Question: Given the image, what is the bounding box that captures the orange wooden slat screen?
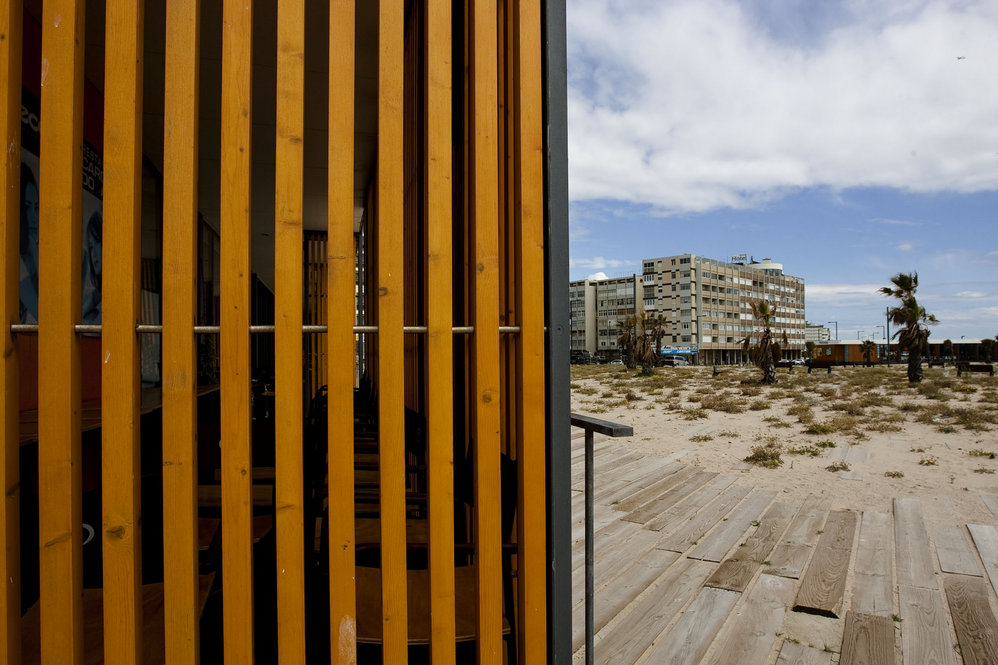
[425,1,456,663]
[327,0,358,662]
[378,1,409,660]
[37,1,86,662]
[513,1,547,661]
[101,2,145,662]
[469,1,505,661]
[220,0,255,662]
[161,0,202,661]
[274,0,307,661]
[0,2,22,662]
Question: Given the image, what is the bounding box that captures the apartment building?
[641,255,806,365]
[569,274,643,357]
[805,322,832,343]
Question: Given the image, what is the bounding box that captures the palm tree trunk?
[762,358,777,384]
[907,348,923,382]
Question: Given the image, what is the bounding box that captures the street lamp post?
[827,321,838,341]
[857,331,865,340]
[874,325,885,339]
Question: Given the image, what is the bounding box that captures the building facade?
[569,274,643,358]
[805,322,832,344]
[641,255,806,365]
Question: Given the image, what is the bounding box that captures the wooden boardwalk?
[571,436,998,665]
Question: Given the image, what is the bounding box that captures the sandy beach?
[570,363,998,536]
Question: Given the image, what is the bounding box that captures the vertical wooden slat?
[38,1,85,663]
[0,2,22,662]
[101,2,144,663]
[469,0,504,660]
[327,0,357,662]
[378,0,408,660]
[220,1,254,662]
[513,0,547,658]
[162,1,201,661]
[274,0,306,661]
[425,0,455,662]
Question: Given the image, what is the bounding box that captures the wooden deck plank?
[898,585,956,665]
[591,559,714,665]
[591,461,682,509]
[570,549,679,651]
[934,527,982,577]
[656,484,753,553]
[607,463,689,512]
[688,490,777,562]
[640,587,741,665]
[839,611,894,665]
[636,472,729,530]
[894,497,937,589]
[705,501,796,592]
[705,574,795,665]
[766,497,830,579]
[570,452,645,492]
[851,511,894,616]
[571,526,659,608]
[793,510,859,618]
[776,642,833,665]
[943,574,998,665]
[968,524,998,598]
[982,495,998,520]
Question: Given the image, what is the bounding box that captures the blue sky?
[566,0,998,341]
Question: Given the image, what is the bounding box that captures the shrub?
[744,443,784,469]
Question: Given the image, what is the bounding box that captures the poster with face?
[19,87,104,326]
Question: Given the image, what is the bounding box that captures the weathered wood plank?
[101,3,145,663]
[776,642,833,665]
[592,559,714,665]
[706,501,795,592]
[640,587,741,665]
[326,1,357,661]
[982,495,998,520]
[934,527,982,577]
[793,510,858,618]
[705,574,795,665]
[160,0,202,661]
[851,511,894,616]
[571,525,659,608]
[688,490,776,562]
[839,611,894,665]
[570,548,679,651]
[570,451,643,492]
[603,461,684,510]
[0,0,19,659]
[766,496,830,579]
[37,1,85,661]
[656,484,752,553]
[968,524,998,598]
[636,471,728,530]
[894,497,937,589]
[590,460,681,510]
[898,585,956,665]
[943,574,998,665]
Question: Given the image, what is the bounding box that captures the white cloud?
[874,217,922,227]
[587,272,609,281]
[806,283,885,305]
[569,256,637,272]
[897,242,914,251]
[568,0,998,213]
[954,290,988,299]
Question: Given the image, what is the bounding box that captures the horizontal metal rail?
[570,413,634,665]
[9,324,524,335]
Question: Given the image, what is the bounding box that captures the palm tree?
[880,272,937,383]
[860,339,877,367]
[740,300,787,384]
[804,341,816,362]
[616,315,637,369]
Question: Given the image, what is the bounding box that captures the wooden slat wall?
[37,2,86,663]
[424,1,456,663]
[161,1,202,661]
[469,1,504,661]
[512,1,547,660]
[275,0,307,661]
[219,1,255,662]
[0,2,22,663]
[101,2,145,663]
[378,0,409,660]
[327,2,357,661]
[5,1,554,661]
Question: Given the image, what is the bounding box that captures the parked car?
[659,355,689,367]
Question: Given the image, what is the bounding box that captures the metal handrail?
[570,413,634,665]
